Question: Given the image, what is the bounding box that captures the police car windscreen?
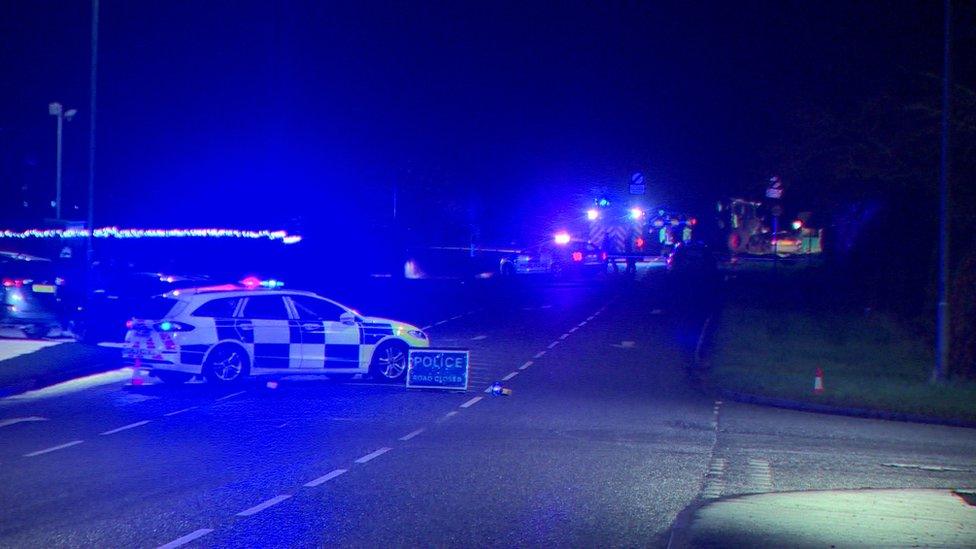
[130,296,180,320]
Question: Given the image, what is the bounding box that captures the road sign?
[629,172,645,195]
[407,348,470,390]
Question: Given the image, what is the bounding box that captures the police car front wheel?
[370,341,409,382]
[204,344,250,384]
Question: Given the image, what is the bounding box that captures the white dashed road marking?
[460,396,483,408]
[747,457,773,492]
[157,528,213,549]
[702,457,727,499]
[472,335,487,340]
[237,494,292,517]
[399,428,425,441]
[519,360,533,370]
[568,326,579,333]
[0,416,47,428]
[547,341,560,349]
[559,333,569,340]
[24,440,84,457]
[304,468,348,487]
[100,420,150,436]
[215,390,246,402]
[163,406,197,417]
[502,371,518,381]
[355,447,392,464]
[533,351,546,358]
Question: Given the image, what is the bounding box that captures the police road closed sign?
[407,349,469,390]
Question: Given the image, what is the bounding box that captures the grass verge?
[0,343,122,394]
[707,305,976,423]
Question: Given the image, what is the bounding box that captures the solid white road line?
[577,321,587,327]
[559,333,569,340]
[519,360,533,370]
[237,494,292,517]
[460,396,483,408]
[434,320,448,326]
[355,447,392,464]
[163,406,198,417]
[421,325,433,331]
[215,390,246,402]
[568,326,579,333]
[502,371,518,381]
[100,420,150,436]
[399,428,425,441]
[471,335,487,340]
[0,416,47,428]
[533,350,546,358]
[304,468,348,487]
[24,440,83,457]
[547,341,560,349]
[157,528,213,549]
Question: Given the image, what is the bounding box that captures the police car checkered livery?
[123,282,429,384]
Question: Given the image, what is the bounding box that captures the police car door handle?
[302,322,325,332]
[238,324,253,330]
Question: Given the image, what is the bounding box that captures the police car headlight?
[408,329,427,340]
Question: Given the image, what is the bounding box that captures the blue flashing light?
[159,321,173,331]
[629,207,644,220]
[597,198,610,208]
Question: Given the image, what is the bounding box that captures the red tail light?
[2,278,24,288]
[125,319,134,329]
[572,251,583,262]
[600,252,608,261]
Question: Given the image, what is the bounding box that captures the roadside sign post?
[407,349,470,391]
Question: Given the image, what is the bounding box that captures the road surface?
[1,272,974,547]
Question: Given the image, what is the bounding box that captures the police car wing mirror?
[339,311,357,325]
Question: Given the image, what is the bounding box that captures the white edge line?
[355,447,392,464]
[502,371,518,381]
[304,468,348,487]
[519,360,533,370]
[568,326,578,333]
[236,494,292,517]
[100,420,151,435]
[215,390,246,402]
[157,528,214,549]
[533,351,546,358]
[163,406,198,417]
[444,410,459,418]
[547,341,560,349]
[398,428,425,441]
[420,325,433,331]
[24,440,84,457]
[460,396,483,408]
[559,333,569,339]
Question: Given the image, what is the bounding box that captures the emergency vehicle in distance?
[122,277,430,384]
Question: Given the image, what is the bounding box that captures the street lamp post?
[48,102,77,221]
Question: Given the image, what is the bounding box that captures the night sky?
[0,1,961,244]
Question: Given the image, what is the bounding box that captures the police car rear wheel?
[370,341,408,382]
[204,344,250,384]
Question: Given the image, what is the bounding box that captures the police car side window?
[292,296,346,321]
[242,296,290,320]
[192,297,241,318]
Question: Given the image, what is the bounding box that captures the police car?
[122,278,429,385]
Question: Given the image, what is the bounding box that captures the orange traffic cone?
[813,368,825,395]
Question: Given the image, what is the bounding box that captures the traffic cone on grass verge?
[813,368,824,395]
